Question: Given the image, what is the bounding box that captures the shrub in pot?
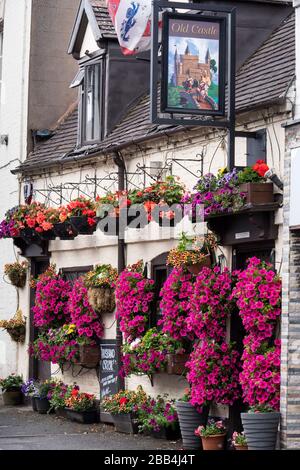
[101,386,148,434]
[21,379,39,411]
[195,419,227,451]
[4,261,28,288]
[0,374,24,406]
[84,264,118,314]
[65,387,98,424]
[232,431,248,451]
[175,390,209,450]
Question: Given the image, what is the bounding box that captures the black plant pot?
[38,229,56,241]
[241,412,280,450]
[70,216,96,235]
[55,408,68,418]
[150,425,181,440]
[20,228,41,245]
[66,408,98,424]
[112,413,139,434]
[31,396,37,411]
[176,401,209,450]
[35,397,52,414]
[53,222,77,240]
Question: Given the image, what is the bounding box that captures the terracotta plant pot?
[53,222,77,240]
[112,413,139,434]
[186,254,212,275]
[166,353,189,375]
[176,401,209,450]
[74,344,100,368]
[2,390,23,406]
[241,412,280,450]
[70,216,96,235]
[66,408,98,424]
[234,444,248,451]
[201,433,227,451]
[87,287,115,314]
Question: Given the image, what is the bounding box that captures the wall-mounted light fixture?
[264,168,283,191]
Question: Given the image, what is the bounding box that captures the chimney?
[294,0,300,119]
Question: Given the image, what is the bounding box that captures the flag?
[106,0,152,56]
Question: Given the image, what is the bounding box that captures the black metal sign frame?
[151,1,236,169]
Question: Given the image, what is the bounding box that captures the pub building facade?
[4,0,300,447]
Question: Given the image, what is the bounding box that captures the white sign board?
[290,147,300,228]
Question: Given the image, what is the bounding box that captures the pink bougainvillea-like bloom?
[32,272,71,329]
[115,269,154,342]
[159,267,194,341]
[68,278,104,339]
[187,266,235,342]
[186,340,241,408]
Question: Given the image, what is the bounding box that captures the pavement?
[0,402,183,450]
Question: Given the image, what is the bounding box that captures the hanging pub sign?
[161,12,226,116]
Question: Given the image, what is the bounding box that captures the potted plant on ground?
[0,374,24,406]
[101,386,148,434]
[35,379,57,414]
[195,419,227,450]
[66,197,97,235]
[21,379,39,411]
[84,264,118,314]
[0,309,26,343]
[232,431,248,450]
[167,233,217,275]
[65,387,98,424]
[4,261,28,288]
[138,395,180,440]
[175,389,209,450]
[49,381,73,417]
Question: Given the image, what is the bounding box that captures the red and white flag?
[106,0,152,55]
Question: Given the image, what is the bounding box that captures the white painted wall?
[15,104,289,397]
[0,0,32,379]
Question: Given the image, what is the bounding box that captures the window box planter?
[74,344,100,368]
[87,287,115,314]
[54,408,68,418]
[234,444,248,451]
[166,353,189,375]
[149,424,181,440]
[69,216,96,235]
[53,222,77,240]
[38,229,56,241]
[35,397,53,414]
[239,182,274,205]
[175,401,209,450]
[112,413,139,434]
[201,433,227,451]
[65,408,98,424]
[2,390,23,406]
[241,412,280,450]
[20,228,41,245]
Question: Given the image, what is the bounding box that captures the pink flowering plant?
[121,328,183,378]
[115,264,154,342]
[195,419,226,437]
[187,266,235,342]
[68,277,104,339]
[136,395,178,433]
[186,340,241,408]
[232,257,281,351]
[159,267,194,341]
[32,268,71,329]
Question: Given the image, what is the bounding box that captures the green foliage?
[237,167,264,184]
[0,374,23,391]
[168,85,181,107]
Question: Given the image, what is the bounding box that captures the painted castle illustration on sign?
[171,44,211,88]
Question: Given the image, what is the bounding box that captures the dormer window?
[72,60,103,146]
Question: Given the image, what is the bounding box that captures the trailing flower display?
[63,197,96,226]
[65,387,96,412]
[68,277,104,339]
[186,340,241,408]
[0,309,26,343]
[84,264,118,289]
[115,263,154,342]
[187,266,234,342]
[121,328,183,378]
[32,269,71,329]
[159,267,194,341]
[101,386,148,414]
[166,233,217,269]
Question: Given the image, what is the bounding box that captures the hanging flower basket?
[74,344,100,368]
[0,309,26,343]
[166,353,189,375]
[4,261,28,288]
[186,253,212,275]
[20,228,41,245]
[70,216,96,235]
[87,287,115,314]
[53,221,78,240]
[6,324,26,343]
